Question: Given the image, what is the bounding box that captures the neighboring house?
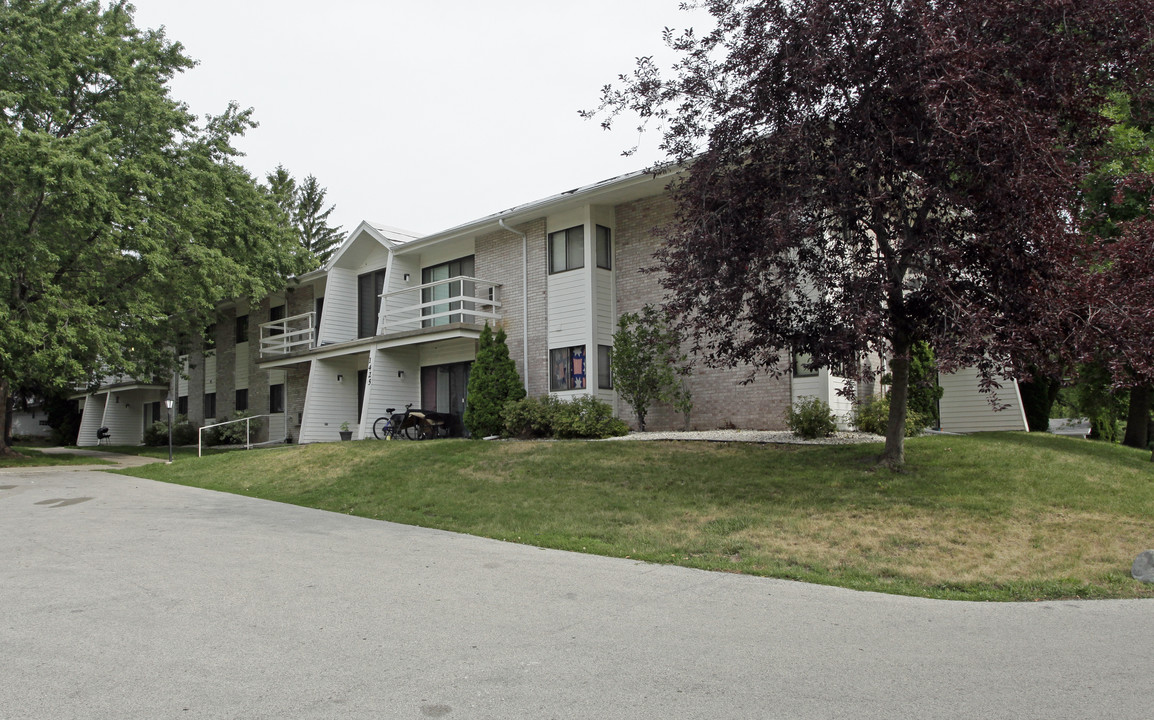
[74,169,1025,446]
[8,397,53,440]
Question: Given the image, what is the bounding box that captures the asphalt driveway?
[1,466,1150,719]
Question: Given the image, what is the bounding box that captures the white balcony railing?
[259,311,315,357]
[380,276,502,334]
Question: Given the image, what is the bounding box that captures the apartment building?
[74,169,1026,446]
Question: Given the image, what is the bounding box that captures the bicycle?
[373,403,453,440]
[373,404,420,440]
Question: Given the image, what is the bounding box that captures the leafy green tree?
[0,0,305,455]
[464,324,525,437]
[611,304,692,431]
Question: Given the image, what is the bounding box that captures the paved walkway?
[1,467,1150,719]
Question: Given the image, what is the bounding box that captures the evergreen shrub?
[785,396,838,439]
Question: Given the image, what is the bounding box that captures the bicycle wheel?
[372,416,392,440]
[403,421,424,440]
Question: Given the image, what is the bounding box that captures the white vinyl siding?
[547,271,588,348]
[360,346,420,436]
[298,357,363,443]
[76,393,107,447]
[234,344,249,391]
[792,370,854,430]
[938,369,1028,433]
[317,267,358,344]
[203,353,217,394]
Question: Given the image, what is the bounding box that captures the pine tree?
[296,175,342,268]
[464,324,525,437]
[264,168,342,270]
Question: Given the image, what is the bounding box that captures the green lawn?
[0,446,115,468]
[112,432,1154,601]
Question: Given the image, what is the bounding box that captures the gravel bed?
[602,429,884,445]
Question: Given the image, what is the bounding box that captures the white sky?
[126,0,708,237]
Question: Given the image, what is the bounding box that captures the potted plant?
[339,421,353,441]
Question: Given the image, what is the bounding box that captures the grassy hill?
[116,432,1154,601]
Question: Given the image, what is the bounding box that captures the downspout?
[498,218,530,394]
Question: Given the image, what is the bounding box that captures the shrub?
[503,396,558,439]
[550,395,629,439]
[853,396,929,437]
[785,396,838,439]
[143,415,197,446]
[503,395,629,439]
[204,411,263,445]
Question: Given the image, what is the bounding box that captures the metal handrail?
[197,414,277,457]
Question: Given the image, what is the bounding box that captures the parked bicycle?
[372,404,451,440]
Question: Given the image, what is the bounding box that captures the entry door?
[419,362,472,436]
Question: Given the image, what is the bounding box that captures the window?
[235,314,249,344]
[151,402,161,423]
[269,384,285,414]
[548,226,584,274]
[177,395,188,416]
[598,345,613,389]
[793,352,819,378]
[235,388,248,413]
[203,392,216,419]
[357,269,387,338]
[422,256,476,327]
[596,225,612,270]
[314,297,324,333]
[269,304,285,336]
[550,346,587,391]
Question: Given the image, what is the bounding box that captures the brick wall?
[613,195,793,430]
[475,217,548,395]
[215,308,236,418]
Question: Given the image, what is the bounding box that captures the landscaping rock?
[1132,550,1154,583]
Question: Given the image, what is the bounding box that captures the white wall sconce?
[397,370,405,379]
[336,374,343,383]
[403,273,410,282]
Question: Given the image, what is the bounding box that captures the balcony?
[381,276,502,334]
[259,311,316,357]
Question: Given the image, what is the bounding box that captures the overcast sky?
[126,0,709,237]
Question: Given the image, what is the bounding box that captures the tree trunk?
[1124,385,1152,449]
[0,378,22,458]
[879,341,911,470]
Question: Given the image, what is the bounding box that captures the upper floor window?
[422,256,475,328]
[357,269,387,338]
[269,304,286,336]
[549,226,584,274]
[235,314,249,344]
[596,225,612,270]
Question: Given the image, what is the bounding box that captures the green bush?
[785,396,838,439]
[204,411,263,445]
[503,395,629,439]
[550,395,629,439]
[143,415,197,446]
[503,395,557,439]
[853,396,929,437]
